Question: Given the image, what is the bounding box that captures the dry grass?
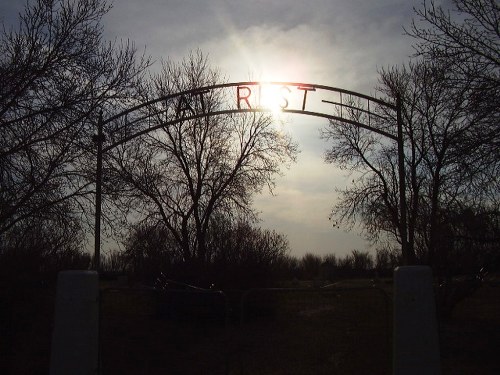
[440,283,500,374]
[2,278,499,374]
[99,287,392,375]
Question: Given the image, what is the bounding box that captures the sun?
[258,83,287,116]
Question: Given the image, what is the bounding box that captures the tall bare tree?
[0,0,149,237]
[322,0,499,271]
[108,52,298,267]
[407,0,499,166]
[322,60,498,271]
[408,0,499,84]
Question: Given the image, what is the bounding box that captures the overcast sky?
[2,0,420,258]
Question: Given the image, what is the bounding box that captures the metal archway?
[93,82,411,269]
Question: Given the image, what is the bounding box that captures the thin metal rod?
[94,112,104,271]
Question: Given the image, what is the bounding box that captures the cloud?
[252,143,364,256]
[193,2,414,93]
[102,1,416,259]
[104,1,415,88]
[2,0,417,258]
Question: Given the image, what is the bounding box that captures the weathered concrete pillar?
[50,270,99,375]
[393,266,441,375]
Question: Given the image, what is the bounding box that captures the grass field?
[100,284,392,374]
[1,277,499,374]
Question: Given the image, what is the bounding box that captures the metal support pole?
[396,95,412,265]
[93,112,104,271]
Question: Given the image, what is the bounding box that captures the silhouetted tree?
[299,253,323,280]
[0,0,149,238]
[408,0,499,271]
[277,254,301,280]
[408,0,499,212]
[337,254,354,270]
[0,208,89,286]
[322,1,499,272]
[323,254,339,268]
[322,59,498,273]
[119,215,291,288]
[442,207,500,273]
[108,51,298,270]
[121,220,180,283]
[208,217,291,288]
[375,246,401,275]
[351,250,373,271]
[407,0,499,140]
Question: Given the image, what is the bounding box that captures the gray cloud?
[2,0,418,257]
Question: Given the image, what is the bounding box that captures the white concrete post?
[393,266,441,375]
[50,270,99,375]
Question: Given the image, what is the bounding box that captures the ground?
[1,277,499,374]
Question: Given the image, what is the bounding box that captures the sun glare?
[258,83,287,116]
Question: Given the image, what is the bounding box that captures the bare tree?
[118,214,291,287]
[408,0,499,85]
[208,216,291,287]
[0,0,149,236]
[121,220,179,282]
[351,250,374,271]
[299,253,323,280]
[407,0,499,166]
[108,51,298,267]
[322,60,498,271]
[0,206,89,284]
[375,247,401,274]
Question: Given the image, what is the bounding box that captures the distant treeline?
[1,214,498,291]
[95,220,403,289]
[2,213,498,291]
[98,248,396,289]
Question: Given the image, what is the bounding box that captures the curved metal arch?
[93,81,412,270]
[101,81,398,152]
[101,81,396,124]
[104,108,397,153]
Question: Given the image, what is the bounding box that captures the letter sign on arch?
[93,82,412,269]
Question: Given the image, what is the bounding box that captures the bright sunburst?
[257,83,289,116]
